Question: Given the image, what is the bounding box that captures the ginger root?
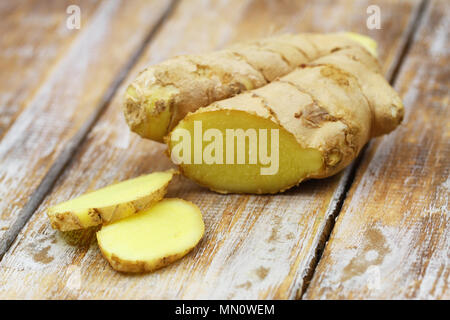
[123,32,378,142]
[47,170,176,231]
[167,43,403,194]
[97,198,204,273]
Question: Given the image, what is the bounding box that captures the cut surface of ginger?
[48,170,176,231]
[97,198,204,273]
[125,84,179,143]
[168,110,323,194]
[342,32,378,57]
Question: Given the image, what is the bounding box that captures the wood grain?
[305,0,449,299]
[0,0,100,138]
[0,0,173,252]
[0,0,422,299]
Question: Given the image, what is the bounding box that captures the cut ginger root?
[47,170,176,231]
[167,39,403,194]
[97,198,204,273]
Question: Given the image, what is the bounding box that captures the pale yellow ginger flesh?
[47,170,176,231]
[97,198,204,273]
[344,31,377,57]
[167,38,403,194]
[169,111,323,194]
[123,32,380,142]
[125,84,178,141]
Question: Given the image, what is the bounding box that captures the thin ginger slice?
[97,198,204,273]
[47,170,176,231]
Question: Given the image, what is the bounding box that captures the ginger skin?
[124,33,382,142]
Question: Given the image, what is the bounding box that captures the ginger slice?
[47,170,176,231]
[97,198,204,273]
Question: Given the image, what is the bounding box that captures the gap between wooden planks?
[0,0,175,257]
[0,0,422,299]
[305,0,449,299]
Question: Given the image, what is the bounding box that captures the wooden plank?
[0,0,101,138]
[0,0,421,299]
[305,0,449,300]
[0,0,173,252]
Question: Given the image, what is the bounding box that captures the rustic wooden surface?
[305,0,449,299]
[0,0,447,299]
[0,0,173,253]
[0,0,100,137]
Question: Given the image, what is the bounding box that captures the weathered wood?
[0,0,173,255]
[0,0,422,299]
[305,0,449,299]
[0,0,100,138]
